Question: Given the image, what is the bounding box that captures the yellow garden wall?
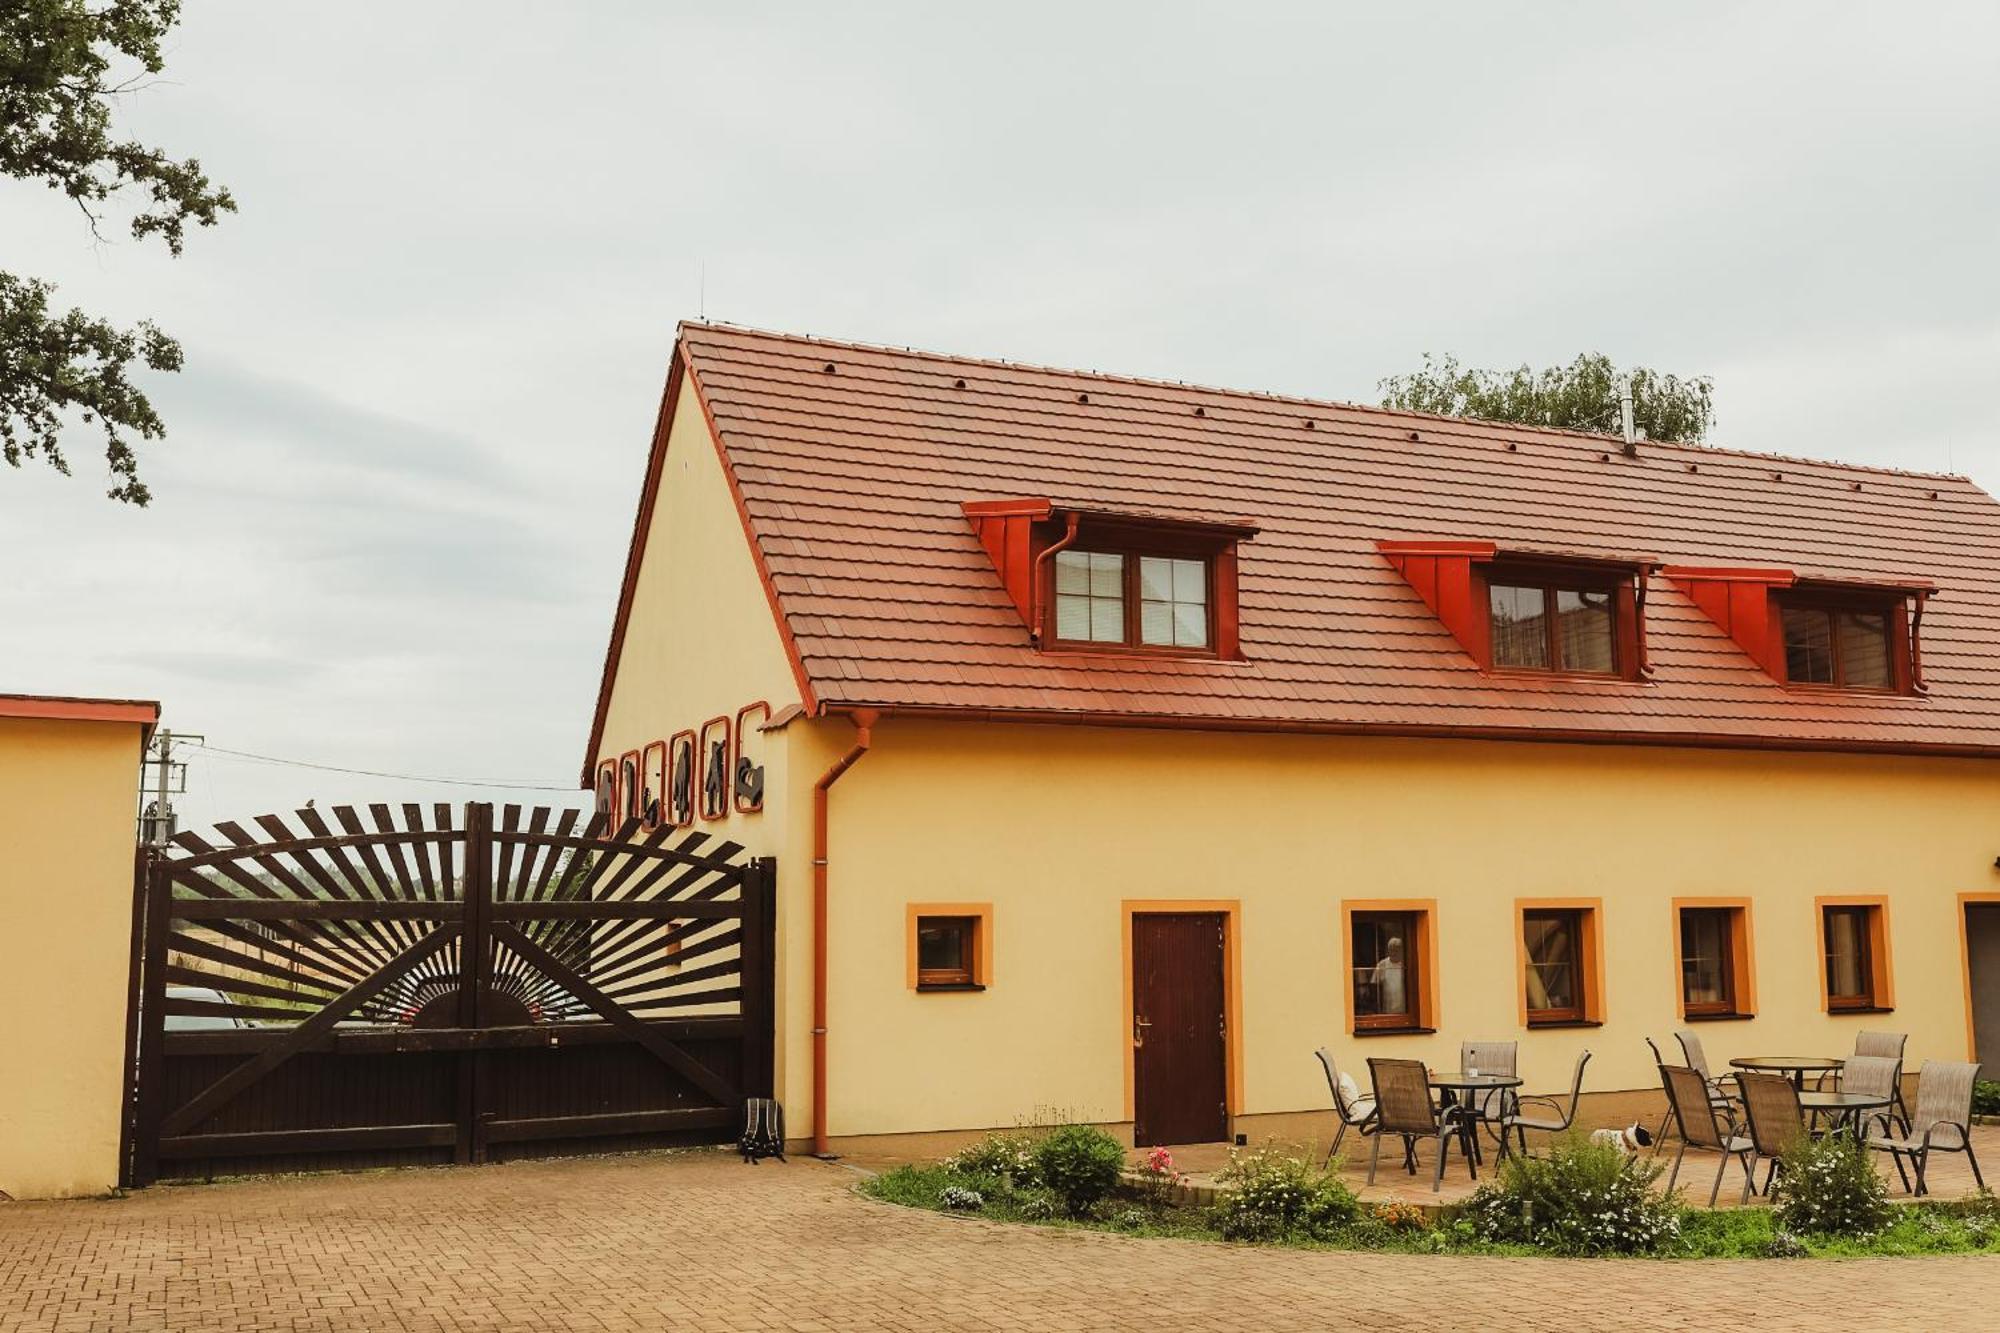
[786,715,2000,1141]
[0,716,148,1199]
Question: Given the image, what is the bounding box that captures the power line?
[193,742,578,792]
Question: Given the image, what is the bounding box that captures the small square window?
[1055,550,1126,643]
[915,914,981,989]
[1139,556,1209,648]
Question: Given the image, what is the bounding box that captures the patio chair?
[1648,1033,1734,1157]
[1675,1030,1738,1107]
[1497,1049,1591,1159]
[1366,1056,1472,1193]
[1459,1039,1520,1129]
[1660,1063,1754,1206]
[1314,1047,1378,1165]
[1865,1059,1985,1197]
[1734,1071,1807,1204]
[1852,1030,1912,1125]
[1829,1054,1904,1138]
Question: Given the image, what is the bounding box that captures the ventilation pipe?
[1620,377,1638,457]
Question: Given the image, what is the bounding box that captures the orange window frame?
[1339,899,1439,1036]
[1816,895,1894,1013]
[906,902,993,992]
[1671,898,1756,1021]
[1514,898,1605,1028]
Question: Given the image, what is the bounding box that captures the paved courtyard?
[3,1150,1997,1332]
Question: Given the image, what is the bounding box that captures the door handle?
[1133,1015,1151,1048]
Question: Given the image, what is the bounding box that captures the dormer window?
[962,498,1255,660]
[1779,601,1894,689]
[1667,566,1931,696]
[1377,540,1651,681]
[1053,551,1210,650]
[1488,580,1618,675]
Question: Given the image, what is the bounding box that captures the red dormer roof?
[588,323,2000,767]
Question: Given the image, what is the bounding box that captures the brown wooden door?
[1131,913,1228,1147]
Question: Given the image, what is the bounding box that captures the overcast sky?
[5,2,1998,828]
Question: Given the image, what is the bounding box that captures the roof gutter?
[809,702,2000,763]
[810,706,878,1156]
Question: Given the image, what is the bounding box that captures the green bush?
[1462,1134,1682,1256]
[1210,1144,1361,1242]
[1973,1080,2000,1117]
[1031,1124,1126,1217]
[1771,1133,1891,1237]
[943,1131,1038,1186]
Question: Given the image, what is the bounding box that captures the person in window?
[1370,936,1406,1015]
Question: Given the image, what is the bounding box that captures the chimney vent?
[1619,377,1638,457]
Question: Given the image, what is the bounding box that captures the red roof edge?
[580,335,821,787]
[580,347,688,788]
[0,693,159,746]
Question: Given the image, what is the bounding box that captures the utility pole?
[138,728,204,847]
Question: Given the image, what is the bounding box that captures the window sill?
[1526,1018,1604,1030]
[1826,1004,1895,1016]
[1682,1011,1755,1023]
[1352,1025,1436,1038]
[915,982,986,994]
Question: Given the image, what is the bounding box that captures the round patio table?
[1429,1071,1523,1167]
[1728,1056,1843,1091]
[1798,1089,1891,1138]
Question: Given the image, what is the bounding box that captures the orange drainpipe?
[1028,511,1082,643]
[811,706,879,1156]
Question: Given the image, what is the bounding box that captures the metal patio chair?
[1660,1062,1754,1207]
[1458,1040,1519,1127]
[1865,1059,1985,1196]
[1827,1054,1904,1138]
[1366,1056,1472,1193]
[1850,1030,1912,1126]
[1497,1048,1591,1159]
[1734,1071,1807,1203]
[1314,1047,1378,1165]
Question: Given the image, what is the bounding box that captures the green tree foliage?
[1380,352,1715,444]
[1,0,235,504]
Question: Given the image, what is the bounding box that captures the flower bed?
[860,1127,2000,1260]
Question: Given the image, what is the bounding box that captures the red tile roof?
[0,693,160,738]
[594,322,2000,764]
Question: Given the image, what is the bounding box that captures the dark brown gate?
[1131,912,1228,1147]
[124,802,773,1184]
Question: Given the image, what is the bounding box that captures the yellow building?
[585,324,2000,1153]
[0,693,158,1198]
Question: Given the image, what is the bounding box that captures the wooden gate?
[124,802,773,1184]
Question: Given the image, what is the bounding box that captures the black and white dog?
[1587,1123,1655,1155]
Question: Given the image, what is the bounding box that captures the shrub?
[1109,1207,1148,1231]
[939,1185,985,1211]
[1031,1124,1126,1217]
[1974,1080,2000,1118]
[1462,1134,1682,1256]
[1770,1133,1891,1238]
[1015,1190,1059,1221]
[1133,1145,1187,1208]
[1764,1230,1809,1259]
[943,1131,1038,1187]
[1210,1144,1361,1242]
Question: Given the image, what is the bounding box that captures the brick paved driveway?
[3,1151,1996,1332]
